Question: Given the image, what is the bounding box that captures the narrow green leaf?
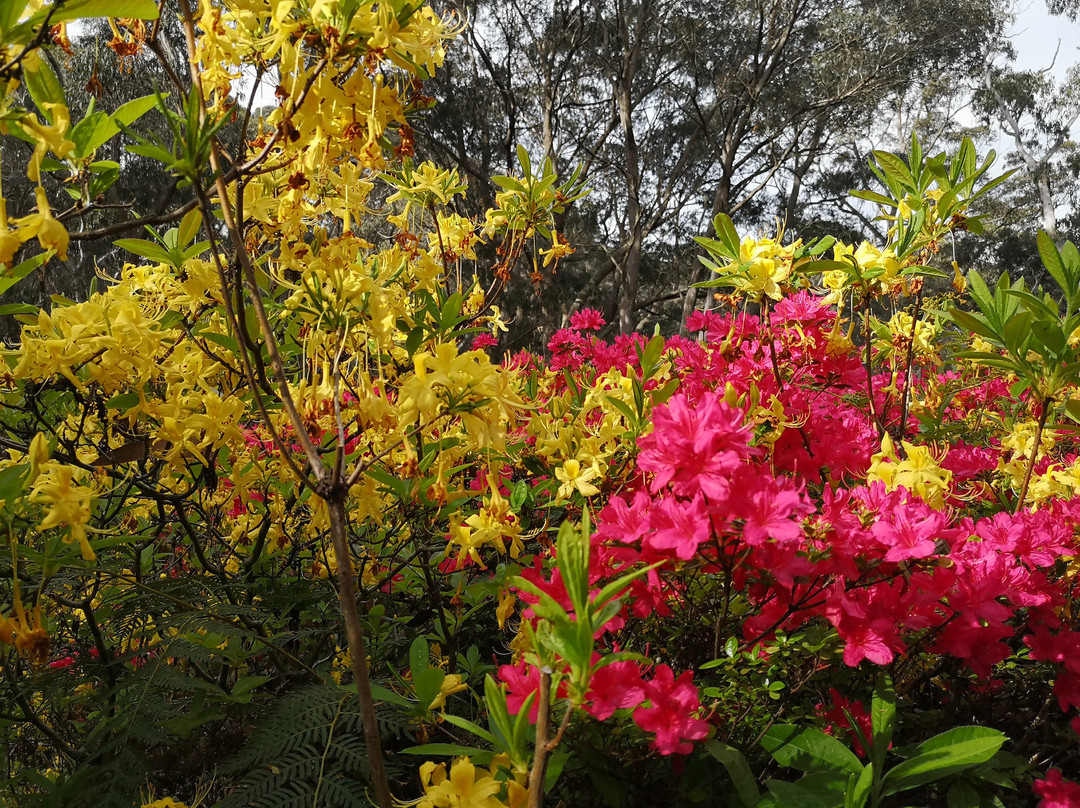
[0,253,47,296]
[401,743,494,762]
[1038,230,1072,297]
[439,712,496,744]
[849,189,897,209]
[870,675,895,776]
[704,740,761,807]
[113,238,175,266]
[34,0,160,22]
[714,212,741,258]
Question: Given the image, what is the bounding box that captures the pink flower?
[816,688,874,757]
[584,660,646,720]
[569,308,606,331]
[632,665,710,755]
[643,494,710,560]
[497,661,568,722]
[870,504,945,563]
[471,333,499,350]
[826,583,906,667]
[637,392,755,500]
[1034,769,1080,808]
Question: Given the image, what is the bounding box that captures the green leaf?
[438,713,496,745]
[712,212,741,258]
[763,779,834,808]
[0,303,40,316]
[807,236,836,256]
[45,0,160,22]
[0,253,47,297]
[1066,399,1080,425]
[881,726,1005,797]
[484,674,515,748]
[1038,230,1072,298]
[0,1,28,33]
[24,57,66,116]
[178,207,203,248]
[72,94,161,158]
[409,636,429,676]
[105,392,141,411]
[801,259,853,273]
[510,480,529,511]
[848,763,873,808]
[762,725,863,775]
[0,464,29,501]
[369,683,412,708]
[114,238,175,266]
[401,743,494,763]
[70,111,110,159]
[849,189,897,209]
[965,268,995,316]
[704,740,761,807]
[947,780,982,808]
[555,514,590,616]
[1001,310,1033,357]
[872,151,915,190]
[870,674,895,775]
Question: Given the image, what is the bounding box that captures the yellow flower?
[20,102,75,183]
[27,432,49,486]
[887,311,939,358]
[866,434,952,509]
[31,463,95,560]
[0,197,22,265]
[13,186,69,261]
[496,588,516,630]
[539,231,575,267]
[555,457,601,499]
[415,757,505,808]
[428,673,467,711]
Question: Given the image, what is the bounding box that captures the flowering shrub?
[0,3,1079,808]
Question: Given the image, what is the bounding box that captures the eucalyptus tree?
[419,0,1008,345]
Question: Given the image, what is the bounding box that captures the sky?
[1005,0,1080,77]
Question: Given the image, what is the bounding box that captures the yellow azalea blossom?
[446,477,524,568]
[539,231,575,267]
[428,673,467,711]
[13,186,68,261]
[0,196,22,265]
[496,588,516,630]
[712,234,802,301]
[413,757,505,808]
[141,799,188,808]
[428,212,483,262]
[830,241,903,296]
[555,457,601,499]
[20,101,75,183]
[867,434,952,509]
[31,463,95,560]
[887,311,939,359]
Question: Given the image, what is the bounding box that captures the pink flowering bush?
[467,236,1080,804]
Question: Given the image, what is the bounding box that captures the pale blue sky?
[1006,0,1080,77]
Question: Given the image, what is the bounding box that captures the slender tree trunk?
[327,497,393,808]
